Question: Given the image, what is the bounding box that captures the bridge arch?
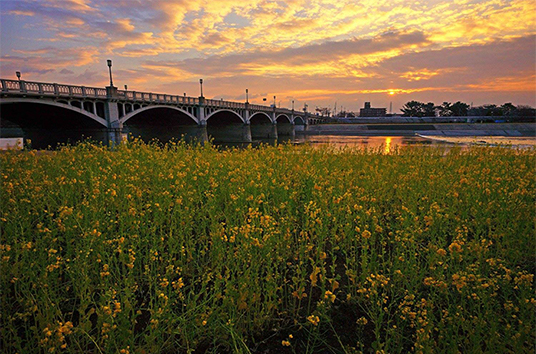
[205,109,245,123]
[205,109,249,143]
[120,105,202,143]
[294,116,305,125]
[0,98,109,148]
[276,114,291,123]
[120,105,199,125]
[249,112,277,140]
[0,98,107,127]
[249,111,273,124]
[276,114,295,137]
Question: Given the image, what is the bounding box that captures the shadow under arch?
[121,106,203,144]
[276,114,295,137]
[250,112,276,140]
[276,114,291,123]
[206,109,249,143]
[0,99,108,148]
[120,105,199,125]
[205,109,245,123]
[294,116,306,133]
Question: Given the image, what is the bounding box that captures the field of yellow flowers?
[1,141,534,354]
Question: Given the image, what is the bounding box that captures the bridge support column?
[196,122,209,144]
[270,123,278,139]
[108,121,124,145]
[104,86,123,145]
[243,107,250,123]
[270,111,278,139]
[197,98,206,124]
[242,124,252,143]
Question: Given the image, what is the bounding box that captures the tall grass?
[1,141,534,353]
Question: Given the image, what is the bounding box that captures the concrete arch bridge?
[0,79,323,148]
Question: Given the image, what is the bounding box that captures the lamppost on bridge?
[124,84,128,90]
[16,71,21,81]
[273,95,276,109]
[107,59,114,87]
[199,79,204,98]
[245,89,249,104]
[292,100,295,111]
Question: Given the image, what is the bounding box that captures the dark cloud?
[59,69,74,74]
[144,30,429,76]
[379,35,536,77]
[202,32,231,46]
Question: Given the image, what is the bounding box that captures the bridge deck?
[0,78,301,115]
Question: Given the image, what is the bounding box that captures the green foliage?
[1,141,535,353]
[400,101,436,117]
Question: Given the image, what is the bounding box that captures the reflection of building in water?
[360,102,387,117]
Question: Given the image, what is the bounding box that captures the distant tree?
[481,104,502,116]
[439,102,453,116]
[516,105,536,117]
[401,101,424,117]
[501,103,517,116]
[450,101,469,116]
[423,102,437,117]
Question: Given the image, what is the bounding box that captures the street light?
[199,79,204,97]
[107,59,114,87]
[292,100,294,111]
[16,71,21,81]
[273,95,276,108]
[245,88,249,103]
[124,84,128,90]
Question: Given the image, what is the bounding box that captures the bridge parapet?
[1,79,108,98]
[1,79,309,119]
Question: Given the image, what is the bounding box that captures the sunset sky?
[1,0,535,113]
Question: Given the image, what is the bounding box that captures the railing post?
[68,86,73,96]
[19,80,27,93]
[53,83,59,95]
[38,83,43,94]
[149,93,153,101]
[81,86,86,97]
[0,79,6,92]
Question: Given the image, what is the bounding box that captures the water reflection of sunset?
[294,135,438,151]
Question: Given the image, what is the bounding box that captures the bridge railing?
[117,90,200,105]
[1,78,305,116]
[1,79,109,98]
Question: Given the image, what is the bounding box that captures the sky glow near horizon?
[1,0,535,112]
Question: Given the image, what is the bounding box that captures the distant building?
[360,102,386,117]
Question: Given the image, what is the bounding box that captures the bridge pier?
[104,86,123,145]
[196,124,209,144]
[108,120,123,145]
[243,124,252,143]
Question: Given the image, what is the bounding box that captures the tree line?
[401,101,535,117]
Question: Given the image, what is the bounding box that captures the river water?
[242,135,449,151]
[254,134,535,150]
